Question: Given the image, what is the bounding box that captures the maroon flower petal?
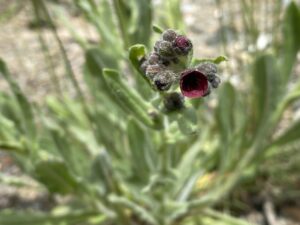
[175,35,190,48]
[173,35,192,55]
[180,70,208,98]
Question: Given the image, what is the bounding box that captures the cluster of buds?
[141,29,221,111]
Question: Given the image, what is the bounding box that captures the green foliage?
[1,1,300,225]
[191,56,228,67]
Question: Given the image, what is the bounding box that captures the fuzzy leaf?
[0,142,28,155]
[0,210,101,225]
[102,69,161,129]
[252,54,281,133]
[34,160,80,194]
[152,24,164,34]
[271,119,300,147]
[216,82,236,143]
[91,151,122,193]
[128,44,154,95]
[108,194,158,225]
[129,0,152,46]
[191,56,228,67]
[0,58,36,141]
[129,44,147,73]
[280,2,300,83]
[177,108,198,135]
[127,119,155,178]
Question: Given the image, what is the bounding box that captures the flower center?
[180,71,208,98]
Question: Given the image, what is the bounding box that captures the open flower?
[180,69,209,98]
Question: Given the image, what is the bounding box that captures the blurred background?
[1,0,300,225]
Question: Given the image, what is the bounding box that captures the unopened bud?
[196,63,221,88]
[140,59,149,74]
[173,35,193,55]
[153,70,176,91]
[196,62,217,76]
[163,92,185,112]
[148,52,160,65]
[158,41,174,58]
[162,29,177,42]
[210,75,221,88]
[146,64,163,79]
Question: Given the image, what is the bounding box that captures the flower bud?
[148,52,160,65]
[163,92,185,112]
[157,41,174,58]
[196,63,221,88]
[210,75,221,88]
[162,29,177,42]
[180,69,208,98]
[140,59,149,74]
[173,35,193,55]
[196,62,217,77]
[153,70,176,91]
[146,64,163,79]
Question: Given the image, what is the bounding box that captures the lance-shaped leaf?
[0,58,36,141]
[0,210,103,225]
[128,44,154,97]
[215,82,236,143]
[108,194,158,225]
[152,24,164,34]
[270,119,300,147]
[280,2,300,83]
[91,151,122,194]
[191,56,228,67]
[176,107,198,135]
[127,118,155,179]
[129,0,152,47]
[84,48,129,114]
[129,44,147,73]
[102,69,161,129]
[0,141,28,155]
[34,160,80,195]
[84,48,118,97]
[251,54,281,134]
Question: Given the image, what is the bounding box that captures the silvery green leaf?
[191,56,228,67]
[177,107,198,135]
[0,58,36,141]
[280,2,300,83]
[0,210,103,225]
[152,24,164,34]
[34,160,80,195]
[102,69,162,129]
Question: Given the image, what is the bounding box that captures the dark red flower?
[175,35,190,48]
[180,70,208,98]
[173,35,192,55]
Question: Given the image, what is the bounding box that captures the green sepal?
[152,24,164,34]
[129,44,147,73]
[191,56,228,67]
